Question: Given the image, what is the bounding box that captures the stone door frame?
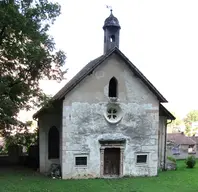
[100,142,125,177]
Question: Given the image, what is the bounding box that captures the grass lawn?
[0,160,198,192]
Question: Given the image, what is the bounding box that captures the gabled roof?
[191,136,198,144]
[167,133,196,145]
[33,47,168,118]
[159,104,176,120]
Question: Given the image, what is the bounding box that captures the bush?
[4,128,38,153]
[167,156,176,163]
[185,155,196,168]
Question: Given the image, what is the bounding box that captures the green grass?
[0,161,198,192]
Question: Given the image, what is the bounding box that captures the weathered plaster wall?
[62,53,160,179]
[39,102,62,174]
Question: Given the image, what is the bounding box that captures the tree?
[167,112,183,133]
[184,110,198,136]
[170,112,183,126]
[0,0,66,136]
[3,122,38,153]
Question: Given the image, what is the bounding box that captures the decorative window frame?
[104,104,123,124]
[135,152,149,166]
[108,97,118,102]
[74,153,89,168]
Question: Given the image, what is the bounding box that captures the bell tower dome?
[103,9,121,54]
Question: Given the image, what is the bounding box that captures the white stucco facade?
[37,53,170,179]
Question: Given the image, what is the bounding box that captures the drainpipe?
[163,119,172,171]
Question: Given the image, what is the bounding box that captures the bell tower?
[103,9,121,54]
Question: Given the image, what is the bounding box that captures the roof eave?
[33,47,169,119]
[159,104,176,120]
[113,48,168,103]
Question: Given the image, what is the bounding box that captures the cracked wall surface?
[61,53,160,179]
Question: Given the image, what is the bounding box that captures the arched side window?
[108,77,118,98]
[48,126,59,159]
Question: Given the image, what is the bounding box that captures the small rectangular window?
[136,154,147,163]
[75,157,87,166]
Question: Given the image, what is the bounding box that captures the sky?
[19,0,198,121]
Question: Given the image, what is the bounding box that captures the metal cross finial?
[106,5,113,14]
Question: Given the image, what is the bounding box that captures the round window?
[104,105,122,124]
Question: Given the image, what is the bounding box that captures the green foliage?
[185,155,196,168]
[170,112,183,126]
[192,126,198,136]
[167,112,183,133]
[167,156,176,163]
[184,110,198,135]
[0,0,66,136]
[4,128,38,153]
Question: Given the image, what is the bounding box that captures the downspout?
[163,119,172,171]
